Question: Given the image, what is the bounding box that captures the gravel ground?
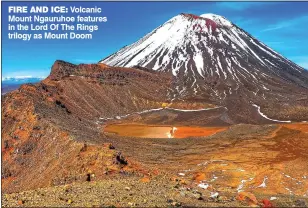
[2,175,246,207]
[3,175,307,207]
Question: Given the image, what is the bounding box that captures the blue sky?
[2,2,308,78]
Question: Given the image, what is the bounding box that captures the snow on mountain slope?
[101,13,308,105]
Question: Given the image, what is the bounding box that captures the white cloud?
[2,70,49,79]
[2,76,45,81]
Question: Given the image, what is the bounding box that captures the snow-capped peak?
[200,13,233,27]
[100,12,308,101]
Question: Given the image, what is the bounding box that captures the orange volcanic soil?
[104,124,227,138]
[106,122,308,198]
[176,123,308,197]
[282,122,308,133]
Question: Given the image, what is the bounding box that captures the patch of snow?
[252,104,291,123]
[210,175,218,182]
[210,192,219,198]
[200,13,233,28]
[285,187,293,195]
[193,53,205,78]
[237,179,247,192]
[198,183,209,189]
[166,106,221,112]
[257,176,268,188]
[237,177,254,192]
[216,56,227,79]
[99,108,163,120]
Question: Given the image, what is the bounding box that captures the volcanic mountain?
[101,13,308,122]
[3,13,308,205]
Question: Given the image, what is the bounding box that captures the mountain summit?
[100,13,308,122]
[101,13,307,88]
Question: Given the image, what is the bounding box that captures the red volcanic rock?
[1,61,172,194]
[262,199,274,208]
[181,13,201,20]
[205,18,217,32]
[182,13,217,32]
[47,60,76,81]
